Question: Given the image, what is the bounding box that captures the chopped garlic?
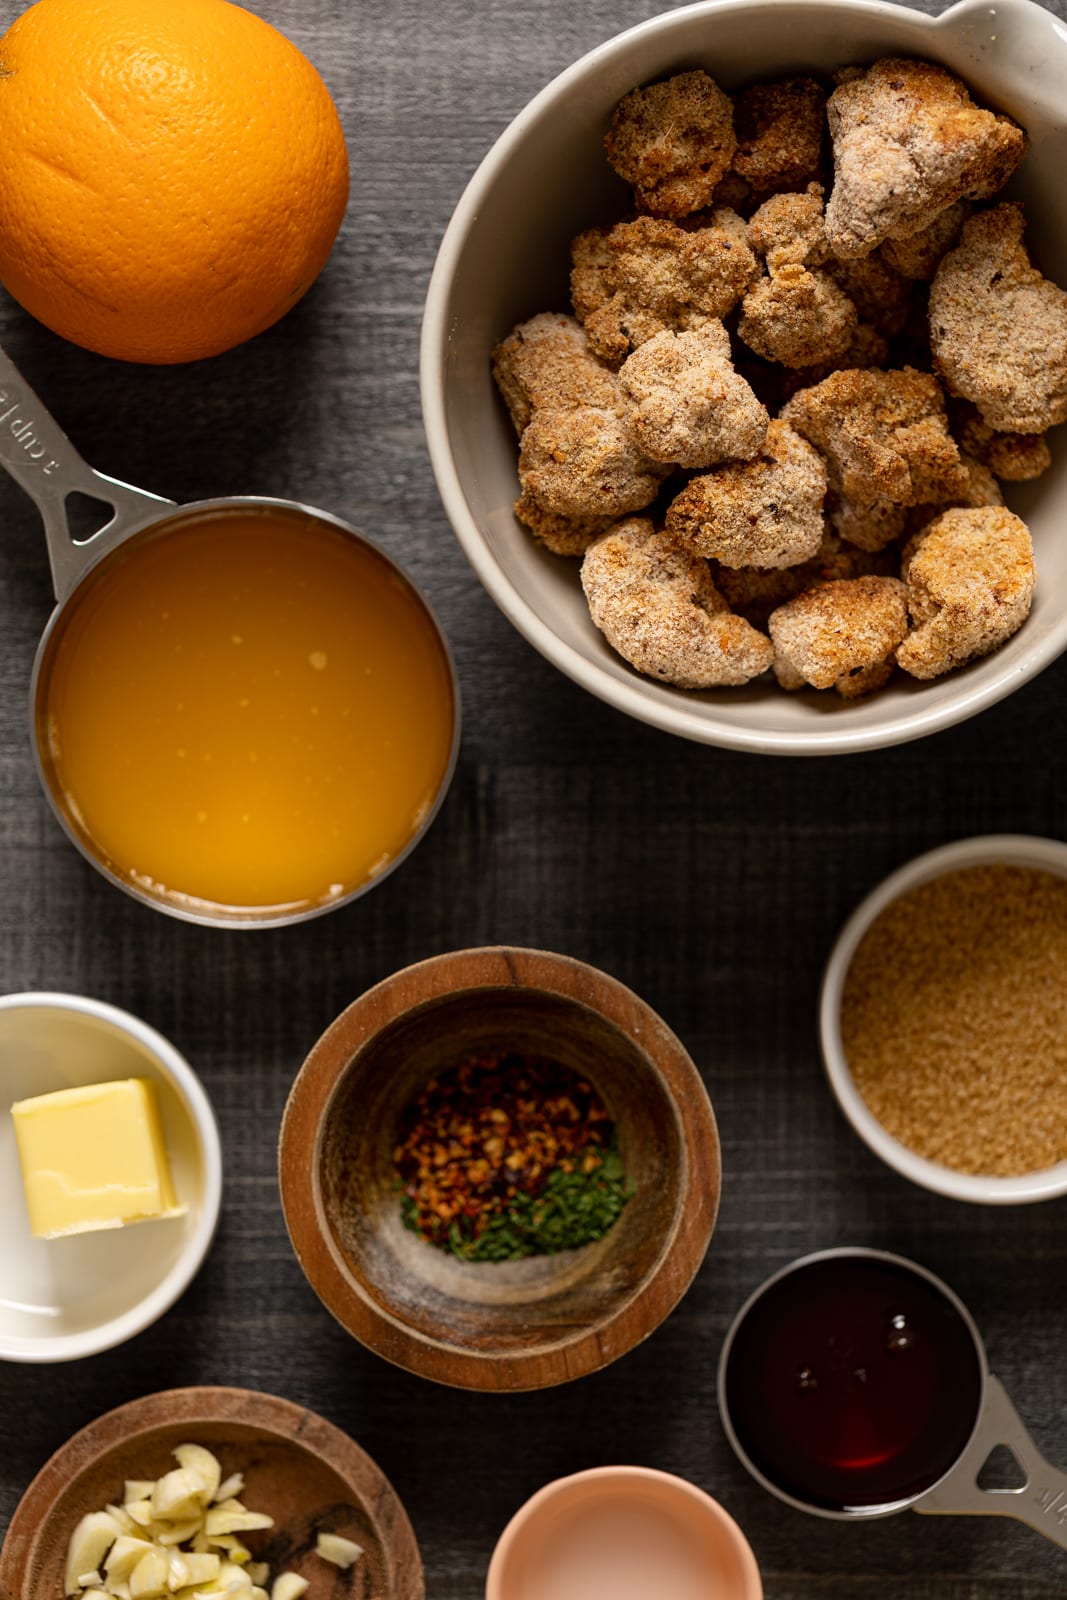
[150,1469,209,1523]
[128,1547,169,1599]
[65,1514,123,1597]
[314,1531,363,1569]
[64,1445,319,1600]
[172,1445,222,1505]
[204,1509,274,1538]
[104,1536,154,1585]
[270,1575,309,1600]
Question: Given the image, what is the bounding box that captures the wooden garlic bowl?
[279,947,721,1391]
[0,1387,423,1599]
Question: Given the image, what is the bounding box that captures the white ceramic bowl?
[0,993,222,1360]
[819,835,1067,1204]
[422,0,1067,755]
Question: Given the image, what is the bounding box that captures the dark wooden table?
[1,1,1065,1595]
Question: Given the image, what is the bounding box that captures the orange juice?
[36,507,456,916]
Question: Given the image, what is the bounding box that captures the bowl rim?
[818,835,1067,1204]
[278,945,721,1390]
[420,0,1067,756]
[484,1464,763,1600]
[0,1385,424,1600]
[0,990,223,1362]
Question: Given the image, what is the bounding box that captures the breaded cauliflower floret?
[930,204,1067,433]
[781,367,968,506]
[831,451,1003,554]
[604,71,737,218]
[826,249,915,338]
[708,561,810,630]
[824,58,1025,259]
[827,494,908,553]
[581,517,774,688]
[617,322,768,466]
[747,184,828,268]
[739,185,859,367]
[896,506,1035,678]
[731,77,827,196]
[491,313,618,434]
[881,201,970,280]
[513,492,617,557]
[518,407,665,520]
[739,265,857,367]
[665,419,827,569]
[769,575,909,696]
[950,399,1052,482]
[571,214,757,364]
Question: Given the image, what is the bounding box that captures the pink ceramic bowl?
[485,1466,762,1600]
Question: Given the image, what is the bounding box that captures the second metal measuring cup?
[718,1247,1067,1549]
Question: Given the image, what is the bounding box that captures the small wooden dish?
[279,947,721,1391]
[0,1386,423,1600]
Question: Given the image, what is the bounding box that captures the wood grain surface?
[1,0,1065,1596]
[279,947,720,1391]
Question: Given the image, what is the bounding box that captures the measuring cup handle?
[914,1374,1067,1549]
[0,345,173,601]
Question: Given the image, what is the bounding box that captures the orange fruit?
[0,0,349,363]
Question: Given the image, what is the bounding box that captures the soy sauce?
[721,1255,984,1511]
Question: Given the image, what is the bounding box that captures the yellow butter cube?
[11,1078,186,1239]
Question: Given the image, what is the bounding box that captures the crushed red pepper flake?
[394,1051,615,1248]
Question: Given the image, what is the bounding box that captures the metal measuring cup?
[718,1247,1067,1549]
[0,347,460,928]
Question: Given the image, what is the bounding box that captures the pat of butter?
[10,1078,186,1239]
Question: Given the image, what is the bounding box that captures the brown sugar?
[840,864,1067,1176]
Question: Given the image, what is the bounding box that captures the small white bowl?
[0,993,222,1361]
[819,836,1067,1204]
[422,0,1067,755]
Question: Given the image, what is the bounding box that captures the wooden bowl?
[279,947,721,1391]
[0,1387,423,1600]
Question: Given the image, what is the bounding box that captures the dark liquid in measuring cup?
[722,1255,983,1511]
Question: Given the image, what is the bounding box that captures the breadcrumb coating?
[739,264,857,367]
[827,249,915,338]
[881,201,970,279]
[605,71,737,218]
[781,366,968,506]
[492,312,619,434]
[896,506,1035,678]
[571,214,757,364]
[732,77,827,195]
[709,560,810,630]
[930,203,1067,433]
[708,528,898,631]
[827,494,908,552]
[665,418,827,568]
[618,323,768,466]
[513,492,616,557]
[518,406,665,519]
[747,185,828,269]
[832,451,1003,553]
[769,575,909,695]
[824,58,1025,258]
[581,517,774,688]
[950,399,1052,482]
[740,185,859,367]
[710,170,754,213]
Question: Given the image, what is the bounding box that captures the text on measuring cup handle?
[1033,1486,1067,1526]
[0,385,61,475]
